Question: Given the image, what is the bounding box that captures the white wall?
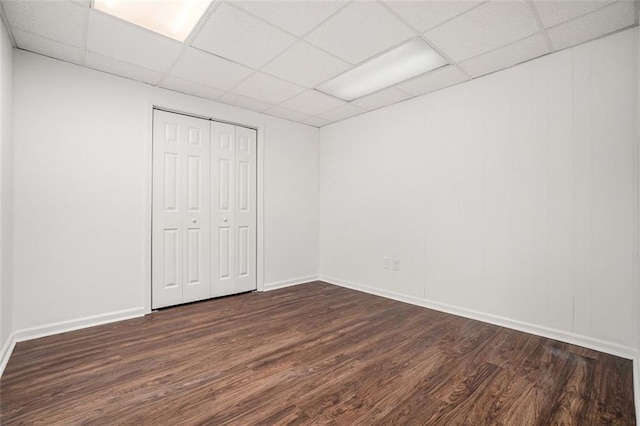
[13,50,319,332]
[320,28,638,351]
[8,26,638,356]
[263,123,319,286]
[0,19,13,353]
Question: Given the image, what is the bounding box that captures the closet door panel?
[234,126,257,293]
[152,110,211,309]
[182,122,211,303]
[211,121,237,297]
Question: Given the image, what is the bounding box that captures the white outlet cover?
[383,257,391,269]
[393,259,401,271]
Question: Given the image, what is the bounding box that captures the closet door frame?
[144,103,265,313]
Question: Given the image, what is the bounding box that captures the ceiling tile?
[218,93,273,113]
[231,72,305,104]
[385,0,483,33]
[424,1,539,61]
[280,90,345,116]
[87,10,183,72]
[264,106,311,123]
[233,1,346,36]
[460,32,550,78]
[85,51,163,84]
[170,48,253,90]
[192,3,296,69]
[318,103,365,122]
[547,1,635,51]
[12,29,84,65]
[160,76,225,100]
[533,0,614,28]
[351,87,413,111]
[3,0,88,47]
[303,116,331,127]
[397,65,470,96]
[262,42,350,88]
[305,1,415,64]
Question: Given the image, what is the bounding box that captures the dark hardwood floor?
[0,282,635,424]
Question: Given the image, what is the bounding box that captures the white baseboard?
[0,332,16,377]
[13,307,147,343]
[319,275,638,360]
[263,275,318,292]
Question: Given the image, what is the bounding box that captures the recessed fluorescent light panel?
[93,0,213,42]
[318,39,448,101]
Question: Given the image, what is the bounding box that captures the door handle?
[192,218,197,223]
[223,217,228,223]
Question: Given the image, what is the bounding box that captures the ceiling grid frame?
[0,0,637,127]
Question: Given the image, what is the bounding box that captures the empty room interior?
[0,0,639,423]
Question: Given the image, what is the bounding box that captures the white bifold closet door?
[152,110,211,309]
[152,110,257,309]
[210,122,257,297]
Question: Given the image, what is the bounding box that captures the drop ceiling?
[1,0,638,127]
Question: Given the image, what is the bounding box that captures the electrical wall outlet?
[383,257,391,270]
[393,259,401,271]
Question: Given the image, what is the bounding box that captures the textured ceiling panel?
[385,0,483,33]
[85,51,163,84]
[233,1,345,36]
[424,1,539,61]
[262,41,350,88]
[280,90,346,116]
[159,76,225,100]
[351,87,413,111]
[533,0,614,28]
[193,3,296,69]
[460,32,550,78]
[305,1,415,64]
[231,72,305,104]
[13,28,84,64]
[398,65,470,96]
[217,92,273,113]
[170,47,253,90]
[547,1,635,50]
[87,10,183,72]
[265,106,311,122]
[302,116,331,128]
[319,103,366,122]
[3,0,87,47]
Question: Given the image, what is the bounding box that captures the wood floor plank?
[0,282,635,424]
